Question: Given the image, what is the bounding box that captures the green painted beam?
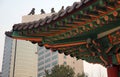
[49,18,120,45]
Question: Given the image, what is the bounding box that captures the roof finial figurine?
[41,9,45,14]
[61,6,64,11]
[81,0,84,2]
[59,6,64,12]
[81,0,89,3]
[51,8,55,13]
[28,8,35,15]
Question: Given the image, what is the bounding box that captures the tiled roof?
[5,0,120,66]
[12,0,92,31]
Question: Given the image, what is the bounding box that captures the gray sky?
[0,0,107,77]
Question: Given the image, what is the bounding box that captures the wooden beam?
[26,30,67,36]
[44,41,87,48]
[13,36,42,42]
[94,6,107,14]
[97,26,120,39]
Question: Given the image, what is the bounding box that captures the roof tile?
[12,0,92,31]
[34,19,43,28]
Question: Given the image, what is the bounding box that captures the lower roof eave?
[12,36,42,42]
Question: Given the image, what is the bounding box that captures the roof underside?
[6,0,120,66]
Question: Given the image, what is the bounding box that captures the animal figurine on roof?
[51,8,55,13]
[58,6,64,12]
[61,6,64,11]
[28,8,35,15]
[81,0,89,3]
[41,9,45,14]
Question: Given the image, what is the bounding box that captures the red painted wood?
[107,66,119,77]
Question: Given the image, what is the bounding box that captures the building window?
[45,58,50,63]
[38,46,44,51]
[64,55,66,59]
[45,53,51,57]
[52,55,58,60]
[38,55,44,61]
[52,60,58,66]
[45,64,51,69]
[63,61,67,65]
[38,72,45,77]
[52,51,58,55]
[38,66,44,71]
[38,61,44,66]
[38,51,44,56]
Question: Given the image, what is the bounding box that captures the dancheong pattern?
[6,0,120,66]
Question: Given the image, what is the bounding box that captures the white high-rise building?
[38,47,84,77]
[2,36,38,77]
[2,36,13,77]
[1,14,42,77]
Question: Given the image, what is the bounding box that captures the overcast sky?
[0,0,107,77]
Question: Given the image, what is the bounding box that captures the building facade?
[2,14,40,77]
[2,36,37,77]
[2,13,83,77]
[38,47,84,77]
[2,36,13,77]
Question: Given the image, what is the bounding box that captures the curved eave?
[5,31,42,42]
[5,0,120,66]
[12,37,42,42]
[5,32,12,38]
[9,0,120,44]
[44,41,87,48]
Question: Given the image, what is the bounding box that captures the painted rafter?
[41,3,120,44]
[5,0,120,66]
[12,0,119,42]
[44,30,120,65]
